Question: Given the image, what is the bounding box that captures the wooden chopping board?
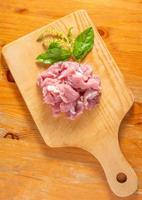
[2,10,137,197]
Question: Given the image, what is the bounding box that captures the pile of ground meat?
[37,61,101,119]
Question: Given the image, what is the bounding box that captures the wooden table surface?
[0,1,142,199]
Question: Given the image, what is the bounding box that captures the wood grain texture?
[2,9,138,197]
[0,1,142,200]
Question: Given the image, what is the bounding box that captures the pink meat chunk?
[37,61,101,119]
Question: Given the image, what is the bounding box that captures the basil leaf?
[36,42,71,64]
[72,27,94,60]
[48,41,60,48]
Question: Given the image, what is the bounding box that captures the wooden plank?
[2,10,138,197]
[0,0,142,199]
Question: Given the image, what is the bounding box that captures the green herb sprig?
[36,27,94,65]
[36,42,71,64]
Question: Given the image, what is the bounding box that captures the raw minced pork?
[37,61,101,119]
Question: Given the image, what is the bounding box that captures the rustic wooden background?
[0,0,142,199]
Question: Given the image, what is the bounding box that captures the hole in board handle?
[116,172,127,183]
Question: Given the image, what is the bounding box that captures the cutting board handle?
[84,136,138,197]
